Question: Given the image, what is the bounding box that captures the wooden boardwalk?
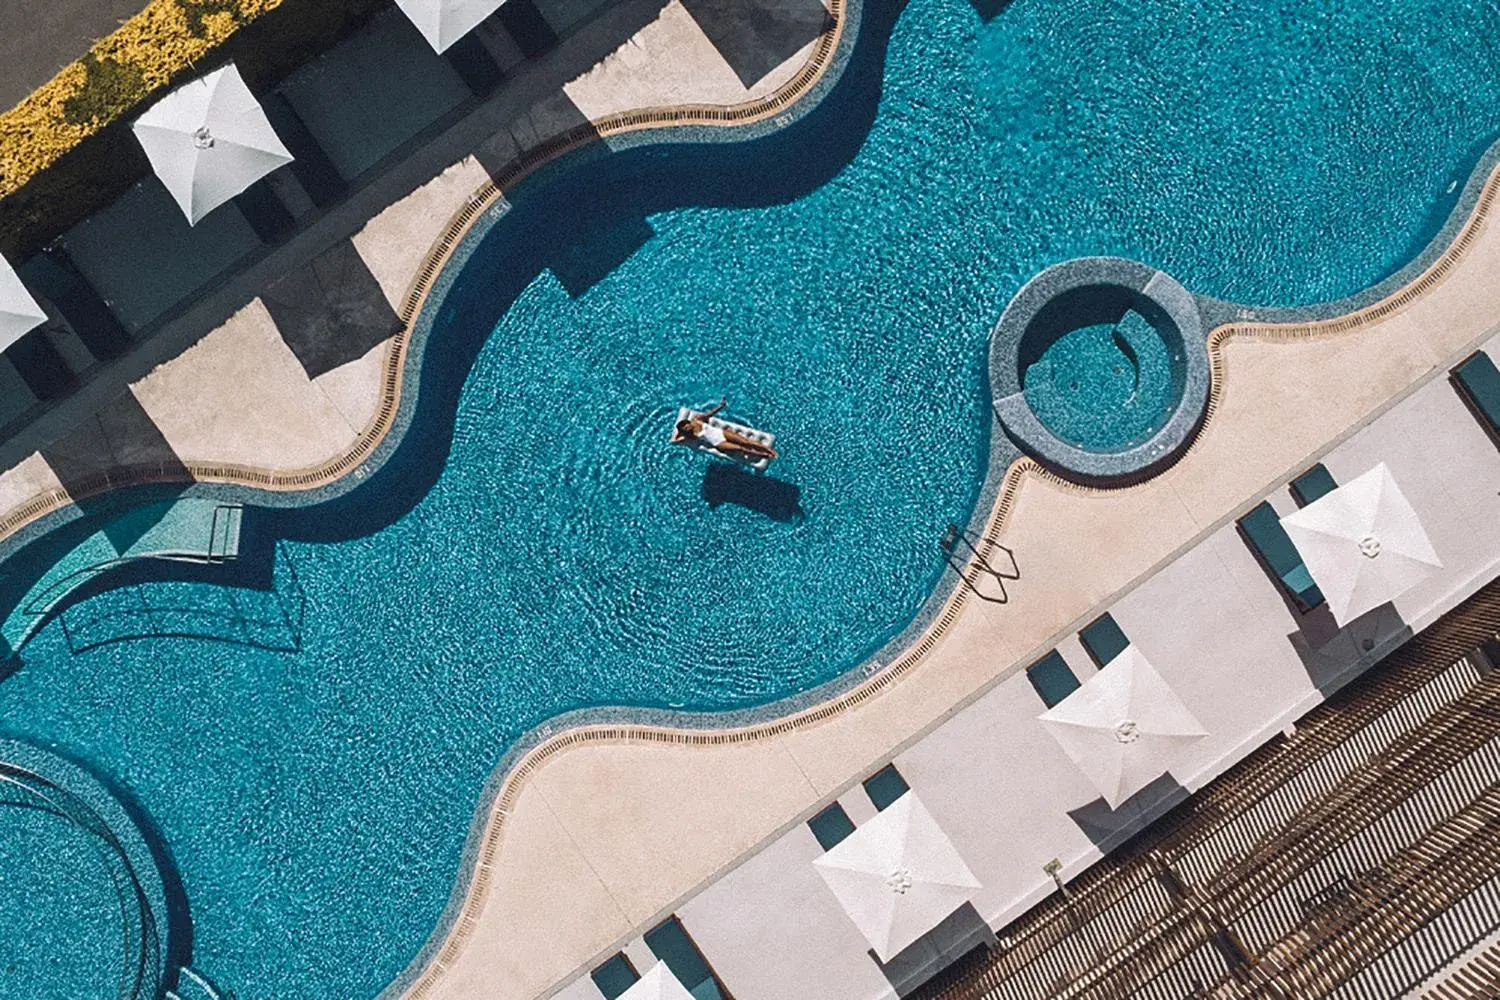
[914,579,1500,1000]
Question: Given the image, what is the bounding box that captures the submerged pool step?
[1,498,247,652]
[207,503,243,562]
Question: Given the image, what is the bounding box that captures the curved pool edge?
[0,738,172,1000]
[376,135,1500,1000]
[0,0,865,571]
[0,7,1493,999]
[988,257,1211,485]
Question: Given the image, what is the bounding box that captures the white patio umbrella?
[395,0,507,52]
[132,63,293,225]
[813,792,981,961]
[0,255,46,351]
[1280,462,1441,626]
[1038,646,1207,809]
[618,963,694,1000]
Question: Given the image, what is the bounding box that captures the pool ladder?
[940,523,1018,604]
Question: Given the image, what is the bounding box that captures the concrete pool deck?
[388,167,1500,999]
[0,0,1497,997]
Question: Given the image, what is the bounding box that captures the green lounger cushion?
[645,917,724,1000]
[862,764,910,812]
[1454,350,1500,437]
[808,802,856,851]
[1080,613,1130,667]
[1239,502,1325,610]
[1290,463,1338,507]
[591,955,640,1000]
[1027,650,1080,708]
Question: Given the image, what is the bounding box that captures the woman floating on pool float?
[672,400,779,465]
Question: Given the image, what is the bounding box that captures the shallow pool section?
[2,0,1500,996]
[1023,310,1176,452]
[0,742,167,1000]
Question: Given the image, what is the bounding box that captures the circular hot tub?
[989,257,1210,484]
[0,742,168,1000]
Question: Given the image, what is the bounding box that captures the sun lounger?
[644,917,728,1000]
[591,954,641,1000]
[1450,350,1500,449]
[1238,502,1324,611]
[1079,613,1130,667]
[1290,463,1338,507]
[808,802,857,851]
[863,764,910,812]
[1026,650,1080,708]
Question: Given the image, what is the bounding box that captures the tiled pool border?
[0,1,1492,995]
[0,738,170,1000]
[989,256,1211,484]
[379,130,1500,1000]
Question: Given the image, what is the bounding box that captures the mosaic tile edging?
[988,256,1211,485]
[0,738,170,1000]
[384,137,1500,1000]
[0,0,862,561]
[0,10,1492,996]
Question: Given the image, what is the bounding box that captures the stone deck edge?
[377,139,1500,1000]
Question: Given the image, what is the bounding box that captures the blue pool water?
[4,0,1500,996]
[0,802,121,998]
[1023,311,1177,451]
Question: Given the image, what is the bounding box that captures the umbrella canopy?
[395,0,507,51]
[132,63,293,225]
[813,792,981,961]
[618,963,695,1000]
[1280,462,1441,626]
[1038,646,1207,809]
[0,255,46,351]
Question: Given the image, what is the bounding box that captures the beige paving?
[0,453,63,510]
[352,156,495,312]
[563,0,823,118]
[431,780,634,1000]
[405,167,1500,1000]
[314,339,390,442]
[128,300,364,471]
[534,740,820,925]
[0,0,1493,996]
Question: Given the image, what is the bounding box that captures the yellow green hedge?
[0,0,288,202]
[0,0,390,258]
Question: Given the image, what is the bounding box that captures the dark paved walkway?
[0,0,150,113]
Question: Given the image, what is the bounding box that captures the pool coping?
[988,256,1211,485]
[376,129,1500,1000]
[0,738,170,1000]
[0,2,1494,997]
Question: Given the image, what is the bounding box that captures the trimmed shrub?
[0,0,391,257]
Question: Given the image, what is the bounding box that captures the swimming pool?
[4,0,1500,996]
